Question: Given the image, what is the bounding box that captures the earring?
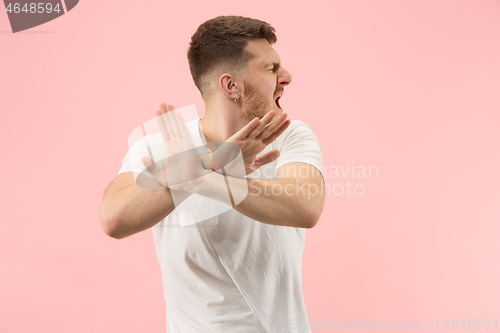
[234,93,239,102]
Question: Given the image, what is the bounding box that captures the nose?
[278,67,292,86]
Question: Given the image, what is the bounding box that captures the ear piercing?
[234,93,240,102]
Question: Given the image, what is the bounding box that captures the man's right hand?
[209,110,291,176]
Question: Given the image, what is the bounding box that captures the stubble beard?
[240,80,273,121]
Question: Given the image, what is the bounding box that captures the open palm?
[214,110,291,175]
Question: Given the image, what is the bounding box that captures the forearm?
[189,172,323,228]
[102,155,234,239]
[101,176,191,239]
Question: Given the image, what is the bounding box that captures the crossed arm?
[100,104,324,239]
[183,162,324,228]
[100,162,324,238]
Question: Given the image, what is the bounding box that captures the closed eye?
[265,61,280,73]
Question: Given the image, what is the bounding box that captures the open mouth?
[275,95,282,109]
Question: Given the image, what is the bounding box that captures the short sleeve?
[117,134,163,177]
[275,120,324,179]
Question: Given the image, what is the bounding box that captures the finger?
[261,119,291,145]
[157,109,170,143]
[160,103,175,138]
[167,110,181,137]
[254,149,280,167]
[164,103,174,111]
[228,117,260,141]
[256,112,288,140]
[245,110,275,138]
[160,102,175,112]
[175,112,191,138]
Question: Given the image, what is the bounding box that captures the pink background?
[1,1,499,332]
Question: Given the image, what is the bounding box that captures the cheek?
[267,84,276,99]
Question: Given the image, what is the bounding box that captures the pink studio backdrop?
[1,1,499,332]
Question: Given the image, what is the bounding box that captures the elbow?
[296,210,320,229]
[304,213,320,229]
[100,211,124,240]
[303,204,323,229]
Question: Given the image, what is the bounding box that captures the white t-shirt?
[117,118,324,333]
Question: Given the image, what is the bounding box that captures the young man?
[100,15,324,333]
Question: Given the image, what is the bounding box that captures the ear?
[219,74,240,100]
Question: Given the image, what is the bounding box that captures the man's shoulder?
[143,118,200,143]
[288,119,310,130]
[279,119,316,140]
[266,119,318,154]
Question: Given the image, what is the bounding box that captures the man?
[100,15,324,333]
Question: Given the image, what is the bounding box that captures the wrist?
[181,170,214,193]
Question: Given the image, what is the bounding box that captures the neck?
[199,99,247,148]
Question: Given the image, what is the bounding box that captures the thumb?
[142,156,163,179]
[142,156,155,169]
